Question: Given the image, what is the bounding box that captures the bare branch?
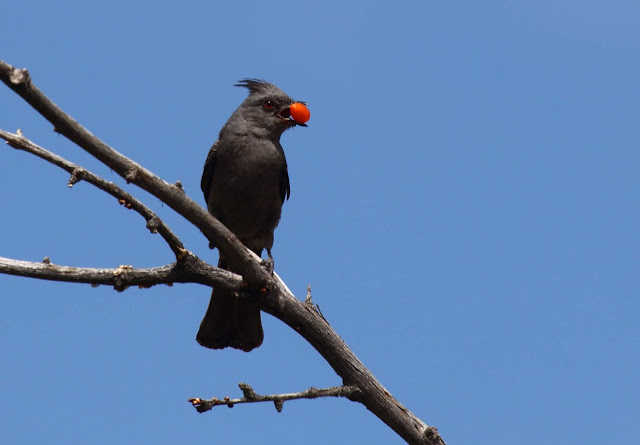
[0,59,265,286]
[261,277,444,444]
[189,383,361,413]
[0,59,445,445]
[0,255,243,292]
[0,129,186,259]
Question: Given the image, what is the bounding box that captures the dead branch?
[0,255,243,292]
[0,59,265,286]
[0,129,186,259]
[189,383,360,413]
[0,59,445,445]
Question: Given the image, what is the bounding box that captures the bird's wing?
[201,139,219,203]
[280,163,290,203]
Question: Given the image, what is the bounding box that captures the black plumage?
[197,79,307,352]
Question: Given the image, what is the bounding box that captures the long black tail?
[196,258,263,352]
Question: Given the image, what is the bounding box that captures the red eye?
[263,100,274,110]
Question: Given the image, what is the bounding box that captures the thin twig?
[303,283,328,323]
[0,255,243,292]
[189,383,361,413]
[0,129,186,259]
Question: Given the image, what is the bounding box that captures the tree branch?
[0,59,445,445]
[189,383,361,413]
[260,279,444,444]
[0,59,265,286]
[0,129,186,259]
[0,255,243,292]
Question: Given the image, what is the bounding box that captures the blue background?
[1,1,638,444]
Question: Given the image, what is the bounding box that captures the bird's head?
[231,79,309,138]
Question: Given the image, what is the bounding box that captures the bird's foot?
[261,249,275,275]
[261,257,274,275]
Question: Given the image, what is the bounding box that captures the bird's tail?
[196,258,263,352]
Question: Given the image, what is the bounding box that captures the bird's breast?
[206,140,286,239]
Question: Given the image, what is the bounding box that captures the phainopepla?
[197,79,309,352]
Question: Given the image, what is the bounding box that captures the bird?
[196,79,309,352]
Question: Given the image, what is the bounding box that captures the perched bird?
[197,79,309,352]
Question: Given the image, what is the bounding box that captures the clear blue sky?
[1,2,638,444]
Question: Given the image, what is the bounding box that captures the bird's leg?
[261,248,275,275]
[205,233,217,250]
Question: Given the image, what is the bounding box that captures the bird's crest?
[235,78,273,93]
[235,79,291,101]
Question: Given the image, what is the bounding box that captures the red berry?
[290,102,310,123]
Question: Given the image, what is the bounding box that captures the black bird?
[197,79,308,352]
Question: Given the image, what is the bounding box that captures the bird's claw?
[261,257,274,275]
